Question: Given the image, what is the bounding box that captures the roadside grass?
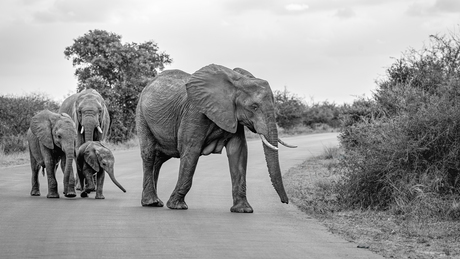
[284,146,460,259]
[0,149,30,168]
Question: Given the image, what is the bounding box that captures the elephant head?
[30,110,77,196]
[73,89,110,145]
[78,141,126,195]
[185,64,295,204]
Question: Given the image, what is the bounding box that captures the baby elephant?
[76,141,126,199]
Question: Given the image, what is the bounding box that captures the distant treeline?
[0,89,346,154]
[1,29,348,155]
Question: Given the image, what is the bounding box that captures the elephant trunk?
[262,112,289,204]
[82,116,99,142]
[106,169,126,193]
[63,153,75,197]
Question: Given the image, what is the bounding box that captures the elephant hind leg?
[139,123,167,207]
[141,152,170,207]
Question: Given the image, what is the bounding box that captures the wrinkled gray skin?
[77,141,126,199]
[59,89,110,189]
[28,110,77,198]
[136,64,292,213]
[59,89,110,150]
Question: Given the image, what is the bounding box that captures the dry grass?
[284,147,460,259]
[0,149,30,168]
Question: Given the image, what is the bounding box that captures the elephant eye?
[251,104,259,111]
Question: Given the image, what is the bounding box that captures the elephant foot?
[47,193,60,198]
[95,194,105,199]
[142,197,164,207]
[30,189,40,196]
[65,192,76,198]
[166,197,188,210]
[230,201,254,213]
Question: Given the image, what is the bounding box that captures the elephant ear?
[233,67,256,79]
[84,143,100,172]
[30,110,56,150]
[72,96,80,129]
[185,64,240,133]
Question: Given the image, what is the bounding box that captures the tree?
[64,29,172,142]
[273,88,305,129]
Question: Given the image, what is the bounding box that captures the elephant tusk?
[278,138,298,148]
[97,126,103,134]
[259,134,278,151]
[80,126,84,134]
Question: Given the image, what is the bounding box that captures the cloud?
[406,0,460,16]
[432,0,460,13]
[224,0,310,16]
[335,7,356,19]
[30,0,122,23]
[284,3,309,12]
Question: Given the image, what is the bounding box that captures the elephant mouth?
[79,126,103,135]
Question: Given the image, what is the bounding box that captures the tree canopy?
[64,29,172,142]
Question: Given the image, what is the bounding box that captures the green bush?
[0,93,59,155]
[338,30,460,220]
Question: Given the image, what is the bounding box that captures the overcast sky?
[1,0,460,104]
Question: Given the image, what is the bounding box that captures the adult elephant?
[28,110,77,198]
[136,64,296,213]
[59,89,110,149]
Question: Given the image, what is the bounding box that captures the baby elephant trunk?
[106,169,126,193]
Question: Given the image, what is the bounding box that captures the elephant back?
[59,93,79,121]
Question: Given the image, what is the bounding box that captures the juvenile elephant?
[28,110,77,198]
[59,89,110,149]
[77,141,126,199]
[136,64,296,213]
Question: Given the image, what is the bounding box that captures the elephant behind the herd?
[59,89,110,150]
[136,64,296,213]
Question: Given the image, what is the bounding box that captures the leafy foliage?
[273,88,305,129]
[273,88,344,130]
[338,29,460,219]
[64,29,172,142]
[0,93,59,154]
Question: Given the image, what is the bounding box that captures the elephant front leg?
[45,162,60,198]
[226,133,253,213]
[167,150,200,210]
[95,171,105,199]
[30,155,41,196]
[60,158,76,198]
